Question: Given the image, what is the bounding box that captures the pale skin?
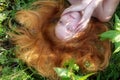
[55,0,120,41]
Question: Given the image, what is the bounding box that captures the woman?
[55,0,120,41]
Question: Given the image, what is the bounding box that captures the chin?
[9,0,111,80]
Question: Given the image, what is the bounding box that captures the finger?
[75,10,92,32]
[62,5,85,15]
[78,1,95,25]
[74,1,97,33]
[62,0,93,15]
[75,18,90,33]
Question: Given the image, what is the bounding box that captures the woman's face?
[55,12,81,41]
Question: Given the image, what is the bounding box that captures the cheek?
[55,24,74,41]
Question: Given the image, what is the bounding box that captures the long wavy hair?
[9,0,111,80]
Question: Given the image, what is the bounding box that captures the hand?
[63,0,101,32]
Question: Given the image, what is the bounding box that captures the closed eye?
[59,20,64,25]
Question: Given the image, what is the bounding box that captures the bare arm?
[68,0,120,22]
[93,0,120,22]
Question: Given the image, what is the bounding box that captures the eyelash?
[59,21,65,25]
[59,21,62,24]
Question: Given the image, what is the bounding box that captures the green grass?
[0,0,46,80]
[0,0,120,80]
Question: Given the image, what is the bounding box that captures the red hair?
[10,0,111,80]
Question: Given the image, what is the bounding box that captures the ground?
[0,0,120,80]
